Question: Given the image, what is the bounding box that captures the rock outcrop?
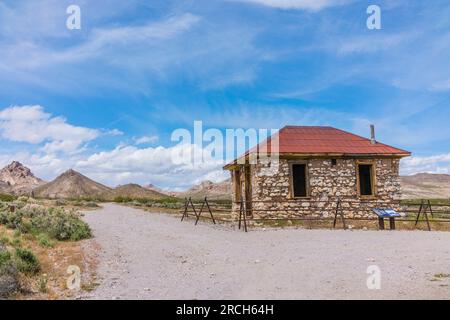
[0,161,45,195]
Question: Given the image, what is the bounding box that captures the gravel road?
[81,203,450,300]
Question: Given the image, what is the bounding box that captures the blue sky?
[1,0,450,189]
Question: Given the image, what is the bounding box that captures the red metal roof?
[233,126,411,162]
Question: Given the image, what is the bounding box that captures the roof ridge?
[282,125,334,129]
[330,127,411,154]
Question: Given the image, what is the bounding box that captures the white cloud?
[104,129,124,136]
[336,33,415,55]
[75,144,228,188]
[401,153,450,175]
[430,79,450,92]
[134,135,159,145]
[59,13,201,63]
[0,105,99,153]
[0,9,263,93]
[232,0,351,11]
[0,13,201,71]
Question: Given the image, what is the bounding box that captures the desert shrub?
[0,194,16,202]
[0,211,9,225]
[2,212,22,229]
[71,200,82,206]
[143,200,185,209]
[114,196,132,203]
[71,200,99,208]
[0,205,91,241]
[55,199,67,206]
[0,250,11,268]
[0,235,10,246]
[37,233,55,248]
[17,196,29,203]
[15,248,40,274]
[18,204,48,218]
[84,201,99,208]
[30,208,91,241]
[12,237,21,248]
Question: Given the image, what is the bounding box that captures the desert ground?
[80,203,450,300]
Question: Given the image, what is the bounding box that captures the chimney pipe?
[370,124,376,145]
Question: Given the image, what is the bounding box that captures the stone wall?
[230,157,402,220]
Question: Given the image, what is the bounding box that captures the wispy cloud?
[402,153,450,175]
[230,0,352,11]
[134,135,159,145]
[0,105,99,154]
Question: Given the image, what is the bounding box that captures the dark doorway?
[292,164,307,197]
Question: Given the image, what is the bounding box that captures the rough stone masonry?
[231,157,402,220]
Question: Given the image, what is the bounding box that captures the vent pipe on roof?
[370,124,377,145]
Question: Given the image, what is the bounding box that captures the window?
[358,164,374,196]
[291,163,308,197]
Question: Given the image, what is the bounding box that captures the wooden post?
[242,202,248,233]
[428,200,434,218]
[189,197,199,221]
[389,217,396,230]
[205,198,216,225]
[415,200,424,226]
[424,206,431,231]
[333,198,347,229]
[378,217,385,230]
[415,200,431,231]
[181,198,188,221]
[194,199,205,226]
[238,201,243,230]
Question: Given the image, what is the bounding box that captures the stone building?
[223,126,411,220]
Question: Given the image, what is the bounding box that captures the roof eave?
[223,152,411,170]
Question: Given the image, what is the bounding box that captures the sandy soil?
[80,203,450,300]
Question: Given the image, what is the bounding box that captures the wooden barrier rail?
[180,197,217,225]
[181,197,450,232]
[234,198,450,232]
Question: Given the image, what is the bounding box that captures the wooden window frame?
[356,160,377,199]
[289,161,310,199]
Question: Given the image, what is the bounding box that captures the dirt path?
[80,203,450,300]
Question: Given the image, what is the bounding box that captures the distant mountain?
[0,161,45,195]
[105,183,170,201]
[33,169,112,199]
[174,179,232,200]
[143,183,166,194]
[400,173,450,199]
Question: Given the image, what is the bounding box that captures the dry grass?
[1,220,98,300]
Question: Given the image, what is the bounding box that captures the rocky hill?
[400,173,450,199]
[0,161,45,195]
[33,169,112,199]
[143,183,167,194]
[105,183,170,201]
[173,179,232,200]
